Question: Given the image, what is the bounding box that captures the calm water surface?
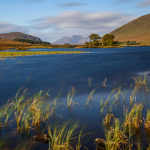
[0,46,150,149]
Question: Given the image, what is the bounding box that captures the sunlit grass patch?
[145,109,150,130]
[0,51,86,57]
[105,119,128,150]
[28,46,53,49]
[125,104,143,130]
[48,123,77,150]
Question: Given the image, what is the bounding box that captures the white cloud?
[0,11,137,43]
[59,2,86,7]
[137,0,150,7]
[0,21,28,33]
[23,0,46,3]
[117,0,132,3]
[33,11,136,42]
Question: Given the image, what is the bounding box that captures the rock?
[88,139,93,142]
[94,138,106,150]
[33,133,49,143]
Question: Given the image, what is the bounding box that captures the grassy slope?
[0,39,32,48]
[110,14,150,44]
[0,32,41,41]
[0,39,87,49]
[0,39,54,49]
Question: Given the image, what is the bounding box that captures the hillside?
[110,14,150,42]
[53,35,90,44]
[0,32,41,41]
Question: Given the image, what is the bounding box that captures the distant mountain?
[110,14,150,42]
[0,32,41,41]
[53,35,90,44]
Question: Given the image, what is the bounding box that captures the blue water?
[1,46,150,105]
[0,46,150,149]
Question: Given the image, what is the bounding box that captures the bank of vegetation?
[0,33,147,51]
[14,38,51,45]
[0,51,86,57]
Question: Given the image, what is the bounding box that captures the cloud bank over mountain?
[53,35,90,44]
[0,21,28,33]
[33,11,136,42]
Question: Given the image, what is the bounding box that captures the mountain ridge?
[0,32,41,41]
[110,14,150,42]
[53,35,90,44]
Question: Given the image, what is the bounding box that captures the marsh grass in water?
[0,51,86,58]
[105,119,128,150]
[0,73,150,149]
[48,123,77,150]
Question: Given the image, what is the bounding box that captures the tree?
[88,41,93,48]
[102,34,115,46]
[93,40,99,46]
[89,33,101,41]
[85,42,89,46]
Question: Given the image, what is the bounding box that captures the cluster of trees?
[14,39,51,45]
[85,33,101,47]
[102,34,115,46]
[85,33,115,47]
[118,41,140,45]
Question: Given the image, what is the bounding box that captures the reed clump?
[104,113,115,127]
[86,89,95,106]
[129,87,137,105]
[0,89,54,132]
[105,119,128,150]
[133,73,147,89]
[145,109,150,130]
[125,104,143,130]
[67,87,80,108]
[48,123,77,150]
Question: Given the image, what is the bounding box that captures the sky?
[0,0,150,42]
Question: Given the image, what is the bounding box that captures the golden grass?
[0,51,86,57]
[75,46,88,48]
[94,46,123,48]
[28,45,52,49]
[75,45,122,48]
[105,119,128,150]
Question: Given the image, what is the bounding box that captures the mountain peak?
[53,35,90,44]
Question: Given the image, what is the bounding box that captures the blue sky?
[0,0,150,42]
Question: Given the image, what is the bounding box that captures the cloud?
[0,21,28,33]
[32,11,136,42]
[137,0,150,7]
[117,0,132,3]
[0,11,137,43]
[23,0,46,3]
[59,2,86,7]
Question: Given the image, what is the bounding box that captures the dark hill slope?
[110,14,150,42]
[0,32,41,41]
